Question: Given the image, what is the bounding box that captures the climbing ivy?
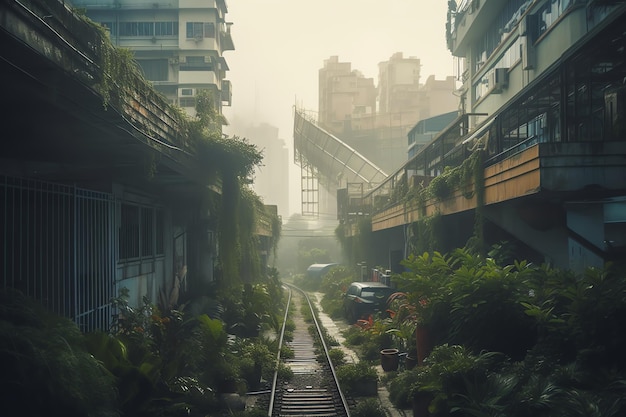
[407,212,443,255]
[466,150,486,256]
[89,27,266,285]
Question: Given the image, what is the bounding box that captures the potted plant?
[336,361,379,397]
[392,252,456,365]
[385,292,418,355]
[385,290,433,366]
[380,348,400,372]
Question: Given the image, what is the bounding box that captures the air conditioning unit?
[194,33,203,42]
[179,56,186,64]
[489,68,509,94]
[168,57,179,65]
[522,40,536,70]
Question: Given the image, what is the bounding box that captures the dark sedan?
[343,281,395,323]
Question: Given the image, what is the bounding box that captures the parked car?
[343,281,395,323]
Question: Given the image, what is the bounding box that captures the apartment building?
[240,123,290,219]
[317,54,458,173]
[318,55,378,135]
[71,0,234,122]
[446,0,626,269]
[407,110,459,158]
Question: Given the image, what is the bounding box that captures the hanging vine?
[238,186,263,283]
[407,212,443,256]
[466,150,486,256]
[82,16,269,287]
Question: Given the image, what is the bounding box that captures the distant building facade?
[240,123,290,219]
[70,0,234,124]
[407,111,459,159]
[317,53,458,173]
[318,56,378,134]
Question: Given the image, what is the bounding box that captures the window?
[204,22,215,38]
[180,56,213,71]
[156,209,164,255]
[179,97,196,107]
[472,0,527,72]
[100,22,117,36]
[138,59,168,81]
[119,204,164,261]
[181,88,194,96]
[537,0,571,38]
[120,204,139,259]
[187,22,204,38]
[155,21,178,36]
[141,207,154,257]
[137,22,153,36]
[119,22,139,36]
[186,22,215,39]
[116,21,177,37]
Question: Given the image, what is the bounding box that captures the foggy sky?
[222,1,454,215]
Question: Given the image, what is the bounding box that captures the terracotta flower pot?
[415,325,433,366]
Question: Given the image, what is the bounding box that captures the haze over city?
[222,1,456,216]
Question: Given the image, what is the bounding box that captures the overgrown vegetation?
[0,289,119,417]
[381,250,626,416]
[319,265,355,318]
[335,361,379,397]
[1,274,290,417]
[87,13,274,289]
[6,6,282,417]
[351,398,387,417]
[318,239,626,416]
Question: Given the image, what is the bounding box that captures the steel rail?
[267,284,292,416]
[268,282,351,417]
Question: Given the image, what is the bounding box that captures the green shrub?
[336,361,378,396]
[328,348,347,367]
[344,326,369,345]
[281,345,295,359]
[352,398,386,417]
[387,369,424,409]
[0,289,119,417]
[276,362,293,381]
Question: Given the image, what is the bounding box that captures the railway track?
[268,283,351,417]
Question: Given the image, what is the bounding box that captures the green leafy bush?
[352,398,386,417]
[0,289,119,417]
[328,348,347,367]
[336,361,378,396]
